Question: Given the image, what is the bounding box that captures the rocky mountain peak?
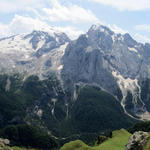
[89,24,114,35]
[23,30,70,51]
[123,33,137,47]
[1,24,150,119]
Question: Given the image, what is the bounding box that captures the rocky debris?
[0,138,12,150]
[126,131,149,150]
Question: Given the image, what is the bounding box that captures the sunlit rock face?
[126,131,149,150]
[1,24,150,119]
[62,24,150,119]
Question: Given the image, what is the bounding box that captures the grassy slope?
[60,140,92,150]
[60,129,131,150]
[144,136,150,150]
[11,147,37,150]
[96,129,131,150]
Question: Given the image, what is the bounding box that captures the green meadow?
[60,129,131,150]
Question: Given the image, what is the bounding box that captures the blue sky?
[0,0,150,43]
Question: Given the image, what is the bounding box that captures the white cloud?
[109,24,128,34]
[0,0,100,25]
[0,0,97,39]
[133,24,150,43]
[0,15,51,37]
[0,24,8,38]
[0,14,150,43]
[109,24,150,43]
[0,0,47,13]
[133,33,150,43]
[0,15,83,40]
[0,0,99,39]
[107,24,150,43]
[52,26,83,40]
[43,0,100,23]
[134,24,150,32]
[89,0,150,11]
[9,15,51,34]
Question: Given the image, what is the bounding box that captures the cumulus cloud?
[106,24,150,43]
[0,0,47,13]
[88,0,150,11]
[109,24,150,43]
[9,15,52,34]
[0,15,51,37]
[133,24,150,43]
[134,24,150,32]
[0,15,83,40]
[0,0,100,24]
[133,33,150,43]
[43,0,100,23]
[0,23,10,38]
[52,26,83,40]
[109,24,128,34]
[0,0,99,39]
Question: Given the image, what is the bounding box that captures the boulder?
[0,138,11,150]
[3,139,10,145]
[126,131,149,150]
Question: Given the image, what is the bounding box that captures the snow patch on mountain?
[0,29,70,79]
[0,34,33,54]
[51,98,57,116]
[111,34,116,43]
[50,43,68,72]
[36,39,45,50]
[128,47,138,53]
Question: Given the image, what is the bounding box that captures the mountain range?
[0,24,150,141]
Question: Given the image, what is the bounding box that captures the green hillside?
[60,129,131,150]
[0,73,137,149]
[71,86,135,134]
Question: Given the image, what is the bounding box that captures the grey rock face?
[126,131,149,150]
[1,25,150,119]
[62,24,150,118]
[62,25,142,91]
[123,33,137,47]
[0,138,10,148]
[62,34,120,95]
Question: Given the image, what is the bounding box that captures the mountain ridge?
[1,24,150,119]
[0,24,150,141]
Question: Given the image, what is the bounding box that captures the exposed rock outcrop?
[1,24,150,119]
[0,138,11,150]
[126,131,149,150]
